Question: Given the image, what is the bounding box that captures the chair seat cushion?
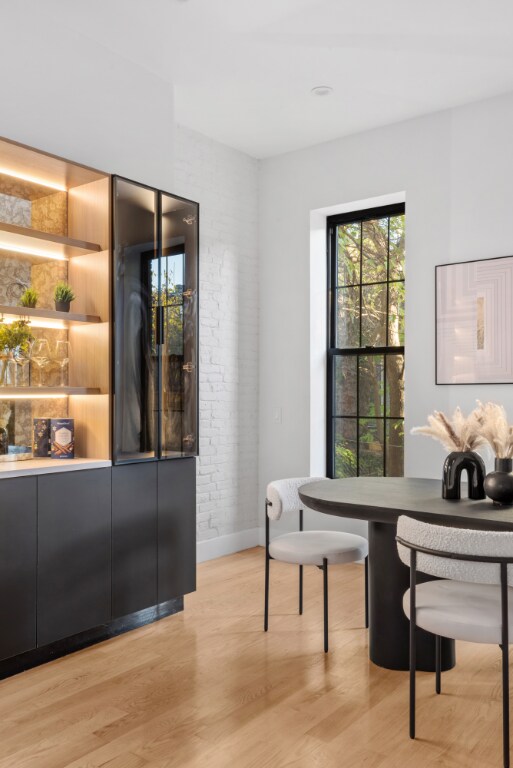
[269,530,368,566]
[403,580,513,645]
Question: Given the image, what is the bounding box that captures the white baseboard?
[197,527,262,563]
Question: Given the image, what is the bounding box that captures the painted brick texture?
[173,125,259,541]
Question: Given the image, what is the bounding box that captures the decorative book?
[51,418,74,459]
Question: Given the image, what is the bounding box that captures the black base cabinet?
[158,458,196,602]
[0,460,196,679]
[0,478,37,660]
[112,463,158,618]
[37,469,112,646]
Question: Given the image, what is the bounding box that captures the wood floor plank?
[0,548,507,767]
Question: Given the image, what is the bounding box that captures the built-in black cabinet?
[37,469,112,646]
[112,176,199,464]
[158,458,196,602]
[112,463,158,618]
[0,478,37,660]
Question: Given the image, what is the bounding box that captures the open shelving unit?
[0,387,101,397]
[0,136,111,465]
[0,221,102,262]
[0,304,101,325]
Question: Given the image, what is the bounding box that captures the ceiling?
[34,0,513,157]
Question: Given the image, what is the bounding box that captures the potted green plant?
[54,282,76,313]
[19,287,39,308]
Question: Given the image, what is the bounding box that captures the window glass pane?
[359,355,384,417]
[386,354,404,418]
[389,214,405,280]
[334,418,357,478]
[359,418,384,476]
[362,284,386,346]
[386,419,404,476]
[334,356,357,416]
[336,286,360,348]
[388,281,405,346]
[337,223,360,286]
[362,218,388,283]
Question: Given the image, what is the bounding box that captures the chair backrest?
[397,515,513,586]
[266,477,325,521]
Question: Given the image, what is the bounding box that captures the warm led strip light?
[0,316,67,330]
[0,167,66,192]
[0,393,68,400]
[0,241,68,262]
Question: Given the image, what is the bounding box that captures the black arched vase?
[484,458,513,506]
[442,451,486,501]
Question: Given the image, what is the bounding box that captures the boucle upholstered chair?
[265,478,369,652]
[397,515,513,768]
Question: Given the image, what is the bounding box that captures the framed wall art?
[436,255,513,384]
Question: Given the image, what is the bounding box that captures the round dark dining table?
[299,477,513,672]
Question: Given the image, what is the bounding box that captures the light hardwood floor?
[0,547,507,767]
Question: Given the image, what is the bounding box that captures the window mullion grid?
[384,217,390,476]
[328,210,404,480]
[357,222,363,475]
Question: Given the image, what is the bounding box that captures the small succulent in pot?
[54,282,76,313]
[19,287,39,309]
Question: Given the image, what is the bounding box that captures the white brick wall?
[173,125,259,543]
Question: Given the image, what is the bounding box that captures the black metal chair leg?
[264,553,269,632]
[323,557,328,653]
[264,508,270,632]
[503,642,510,768]
[410,550,417,740]
[435,635,441,694]
[501,563,510,768]
[364,556,369,629]
[299,565,303,615]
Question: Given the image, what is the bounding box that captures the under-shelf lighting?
[0,393,68,400]
[0,242,68,262]
[0,316,67,330]
[0,167,66,192]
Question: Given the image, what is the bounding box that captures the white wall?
[173,125,260,556]
[0,4,174,190]
[259,91,513,533]
[0,7,263,556]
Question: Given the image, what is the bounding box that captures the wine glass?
[54,340,71,387]
[30,339,50,387]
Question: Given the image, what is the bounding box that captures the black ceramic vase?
[484,458,513,506]
[442,451,486,500]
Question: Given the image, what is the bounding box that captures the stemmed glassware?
[54,340,71,387]
[29,339,50,387]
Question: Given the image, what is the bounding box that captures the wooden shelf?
[0,387,101,397]
[0,222,102,262]
[0,304,101,325]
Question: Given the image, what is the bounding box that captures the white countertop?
[0,457,112,479]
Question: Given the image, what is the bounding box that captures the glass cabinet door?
[113,177,158,462]
[160,193,198,458]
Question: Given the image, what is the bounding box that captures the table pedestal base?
[368,521,456,672]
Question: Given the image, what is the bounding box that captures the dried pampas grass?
[474,401,513,459]
[411,406,486,453]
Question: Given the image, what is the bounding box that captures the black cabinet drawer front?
[112,463,158,618]
[158,458,196,602]
[37,469,112,647]
[0,477,37,660]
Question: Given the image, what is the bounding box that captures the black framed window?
[327,204,405,478]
